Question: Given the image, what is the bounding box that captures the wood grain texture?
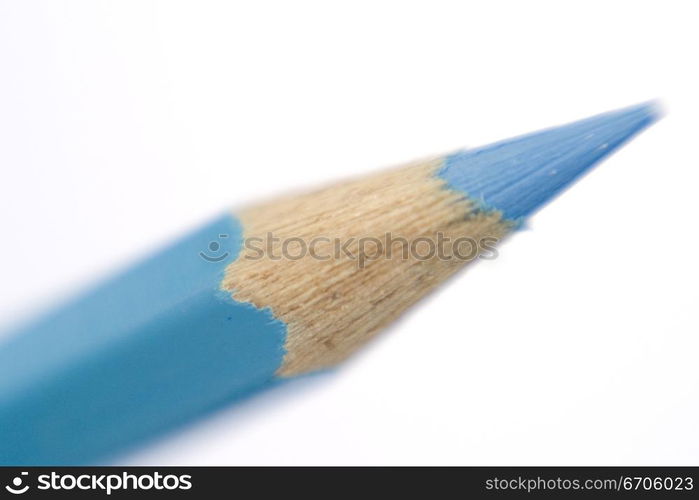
[223,159,513,376]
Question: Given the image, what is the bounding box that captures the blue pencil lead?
[439,102,661,221]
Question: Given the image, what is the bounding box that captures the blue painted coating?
[0,214,287,465]
[439,103,659,221]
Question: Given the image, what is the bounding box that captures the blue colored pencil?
[0,103,659,464]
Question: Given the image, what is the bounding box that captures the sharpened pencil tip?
[439,102,661,221]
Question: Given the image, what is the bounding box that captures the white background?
[0,1,697,465]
